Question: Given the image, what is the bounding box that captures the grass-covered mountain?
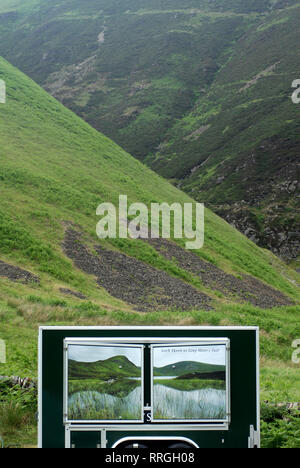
[0,50,298,351]
[0,54,299,446]
[154,361,225,377]
[69,356,140,380]
[0,0,298,263]
[152,2,300,265]
[0,51,299,392]
[1,52,298,370]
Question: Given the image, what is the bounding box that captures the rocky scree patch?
[145,238,293,309]
[0,260,39,284]
[63,229,212,312]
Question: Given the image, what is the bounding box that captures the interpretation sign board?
[38,326,259,449]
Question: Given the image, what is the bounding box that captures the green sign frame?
[38,326,260,449]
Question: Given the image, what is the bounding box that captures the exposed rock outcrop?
[63,229,212,312]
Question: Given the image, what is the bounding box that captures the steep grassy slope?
[0,56,299,446]
[69,356,141,380]
[151,3,300,262]
[0,0,264,159]
[0,0,298,262]
[0,54,299,360]
[1,0,280,159]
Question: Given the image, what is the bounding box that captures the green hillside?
[0,0,298,262]
[0,55,299,446]
[0,0,273,160]
[69,355,140,380]
[0,54,299,369]
[151,3,300,263]
[154,361,225,377]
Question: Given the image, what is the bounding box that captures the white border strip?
[38,328,43,449]
[256,327,260,448]
[39,326,259,331]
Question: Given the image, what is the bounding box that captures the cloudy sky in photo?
[153,345,226,368]
[69,344,142,367]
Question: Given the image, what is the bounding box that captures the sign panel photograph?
[151,341,230,424]
[64,341,144,423]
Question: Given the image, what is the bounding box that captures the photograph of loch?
[152,344,227,421]
[67,345,143,422]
